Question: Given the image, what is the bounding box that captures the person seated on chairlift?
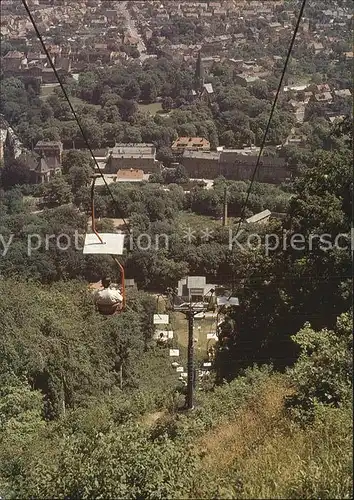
[93,276,123,314]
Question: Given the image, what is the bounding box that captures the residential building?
[181,150,220,177]
[328,115,346,124]
[26,51,47,64]
[27,146,61,184]
[181,150,288,183]
[177,276,216,303]
[334,89,351,98]
[315,83,331,93]
[284,128,306,146]
[310,41,324,53]
[31,151,61,184]
[2,50,26,71]
[220,151,287,182]
[105,143,160,174]
[294,105,306,123]
[34,140,63,168]
[314,92,332,103]
[194,50,204,92]
[172,137,211,154]
[234,73,260,85]
[2,122,24,161]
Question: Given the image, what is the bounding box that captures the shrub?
[285,312,353,422]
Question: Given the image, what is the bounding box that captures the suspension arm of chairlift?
[90,174,104,244]
[112,256,126,310]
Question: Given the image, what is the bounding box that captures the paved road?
[118,0,146,56]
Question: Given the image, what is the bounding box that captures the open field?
[177,211,222,231]
[40,83,60,98]
[138,102,163,114]
[171,311,218,354]
[40,86,101,110]
[176,211,238,231]
[69,96,101,109]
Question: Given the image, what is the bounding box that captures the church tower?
[194,51,204,94]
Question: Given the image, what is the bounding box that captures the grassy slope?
[150,372,352,499]
[176,211,232,231]
[193,376,352,499]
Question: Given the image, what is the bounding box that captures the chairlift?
[83,175,126,315]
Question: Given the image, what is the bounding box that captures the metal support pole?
[112,256,126,310]
[186,308,194,410]
[222,184,228,227]
[61,374,66,416]
[120,364,123,390]
[90,175,104,244]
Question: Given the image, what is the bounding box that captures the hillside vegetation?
[0,100,352,499]
[0,356,352,498]
[0,274,352,497]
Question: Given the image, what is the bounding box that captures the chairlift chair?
[83,174,126,315]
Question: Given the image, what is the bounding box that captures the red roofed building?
[171,137,210,154]
[315,83,331,93]
[116,168,144,182]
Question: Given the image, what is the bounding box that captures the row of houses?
[1,44,130,82]
[134,0,284,22]
[101,141,288,183]
[1,0,136,72]
[3,133,288,185]
[284,82,352,127]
